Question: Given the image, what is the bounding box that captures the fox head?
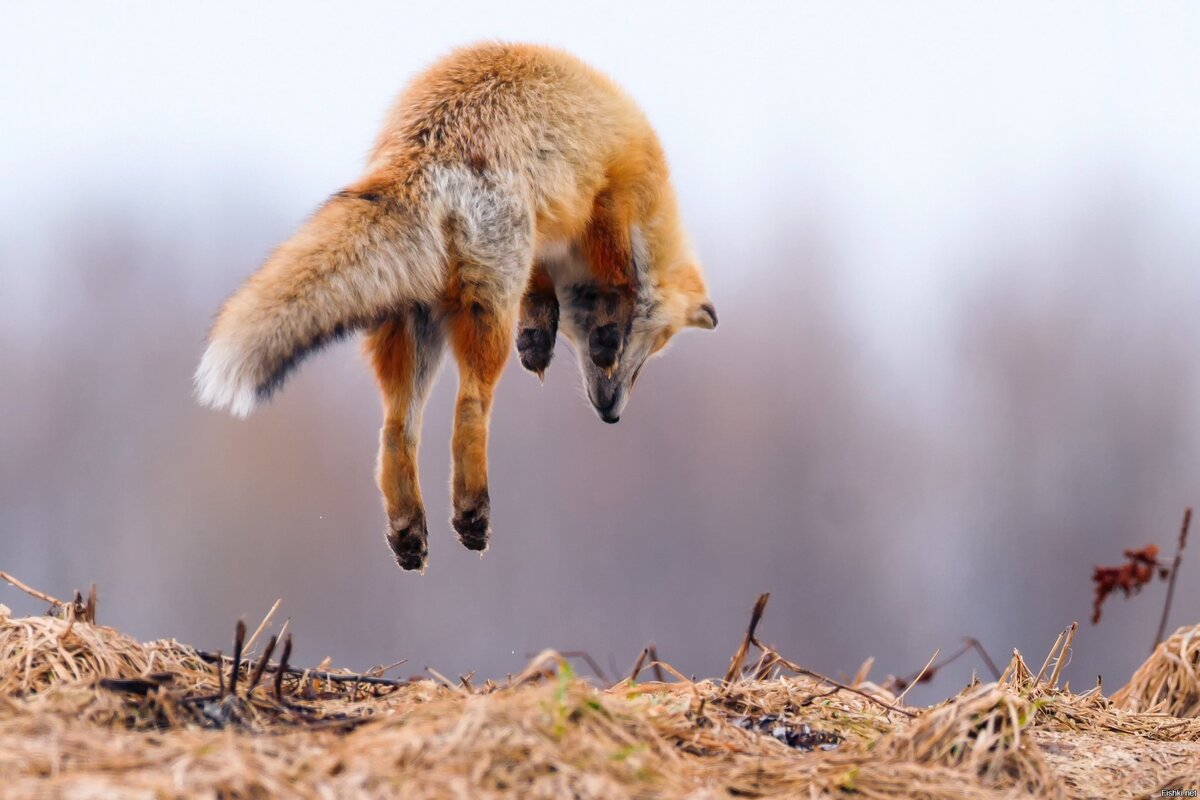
[556,259,716,424]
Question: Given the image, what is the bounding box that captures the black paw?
[517,327,555,377]
[588,323,621,369]
[452,497,491,553]
[385,513,428,572]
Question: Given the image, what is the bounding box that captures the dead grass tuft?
[1113,622,1200,717]
[0,609,209,696]
[876,683,1058,793]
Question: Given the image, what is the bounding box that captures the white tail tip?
[194,339,259,418]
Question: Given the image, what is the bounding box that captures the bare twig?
[229,619,246,697]
[59,609,76,641]
[895,648,940,705]
[198,651,409,688]
[510,650,562,688]
[245,599,282,654]
[0,571,67,608]
[798,685,842,706]
[276,618,291,648]
[1035,626,1070,685]
[716,592,912,717]
[647,642,666,683]
[85,584,97,624]
[852,657,875,686]
[760,649,917,718]
[364,658,408,678]
[1155,507,1193,651]
[724,593,770,685]
[98,674,174,695]
[889,638,995,694]
[426,666,467,694]
[753,649,776,680]
[627,648,649,684]
[1048,622,1078,689]
[274,635,292,700]
[968,637,1001,680]
[246,635,278,696]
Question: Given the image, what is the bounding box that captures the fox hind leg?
[366,306,445,571]
[516,261,559,380]
[448,291,518,554]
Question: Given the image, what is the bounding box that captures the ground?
[2,588,1200,799]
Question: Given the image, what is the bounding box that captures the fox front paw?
[386,513,429,572]
[451,495,491,553]
[517,289,558,380]
[587,323,621,370]
[517,326,556,378]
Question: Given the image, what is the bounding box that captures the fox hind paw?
[386,514,429,572]
[452,498,491,553]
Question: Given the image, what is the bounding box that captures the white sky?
[4,2,1200,360]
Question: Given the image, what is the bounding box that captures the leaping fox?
[195,42,717,571]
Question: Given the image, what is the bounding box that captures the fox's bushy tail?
[195,191,441,417]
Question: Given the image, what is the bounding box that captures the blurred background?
[3,2,1200,702]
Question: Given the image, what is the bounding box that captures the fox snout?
[593,389,623,424]
[586,369,626,424]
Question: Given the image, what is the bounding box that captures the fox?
[195,42,717,572]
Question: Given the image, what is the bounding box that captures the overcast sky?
[5,2,1200,357]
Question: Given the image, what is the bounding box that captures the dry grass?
[3,598,1200,798]
[874,684,1055,793]
[1114,624,1200,717]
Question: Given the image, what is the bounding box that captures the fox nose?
[594,391,621,424]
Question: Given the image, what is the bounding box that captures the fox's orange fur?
[196,43,716,570]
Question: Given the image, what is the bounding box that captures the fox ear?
[687,301,718,330]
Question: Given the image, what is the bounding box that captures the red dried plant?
[1091,544,1170,624]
